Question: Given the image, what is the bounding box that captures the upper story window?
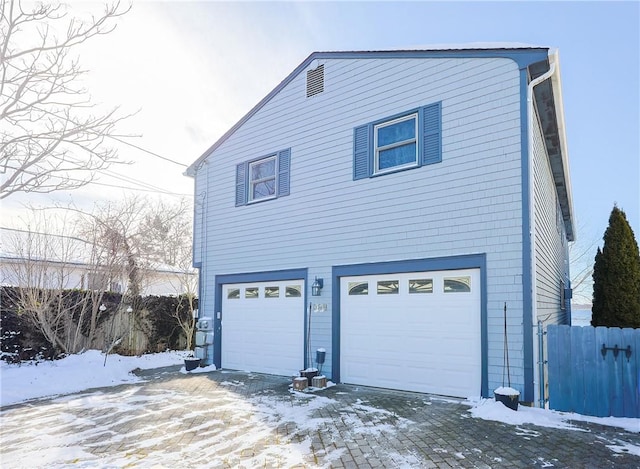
[236,148,291,206]
[354,101,442,180]
[374,114,418,174]
[249,155,276,202]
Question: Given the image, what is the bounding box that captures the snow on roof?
[347,42,548,52]
[0,227,94,266]
[0,227,192,275]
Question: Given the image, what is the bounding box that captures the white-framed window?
[353,102,441,181]
[236,148,291,206]
[249,155,276,202]
[374,113,418,174]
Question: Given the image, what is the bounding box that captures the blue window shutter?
[353,124,371,180]
[422,102,442,166]
[277,148,291,197]
[235,162,247,206]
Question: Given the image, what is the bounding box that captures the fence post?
[537,320,545,408]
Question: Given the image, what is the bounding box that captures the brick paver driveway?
[1,366,639,468]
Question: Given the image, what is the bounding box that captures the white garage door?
[221,280,304,376]
[340,269,481,398]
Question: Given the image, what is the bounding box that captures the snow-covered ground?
[2,350,638,434]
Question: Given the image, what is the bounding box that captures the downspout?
[527,55,557,407]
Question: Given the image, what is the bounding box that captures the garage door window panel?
[377,280,399,294]
[444,276,471,293]
[245,287,259,298]
[286,285,302,297]
[265,286,279,298]
[348,281,369,295]
[409,279,433,293]
[227,288,240,299]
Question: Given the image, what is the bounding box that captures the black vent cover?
[306,64,324,97]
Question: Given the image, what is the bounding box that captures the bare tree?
[74,196,146,302]
[569,222,600,305]
[139,197,198,349]
[172,286,197,351]
[569,241,595,305]
[1,212,90,354]
[0,0,130,198]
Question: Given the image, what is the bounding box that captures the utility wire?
[66,176,190,196]
[109,135,188,168]
[58,154,189,196]
[12,97,190,168]
[101,168,176,193]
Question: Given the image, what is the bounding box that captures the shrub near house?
[0,287,197,362]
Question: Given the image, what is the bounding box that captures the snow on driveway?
[0,375,423,468]
[1,351,639,467]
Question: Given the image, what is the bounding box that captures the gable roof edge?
[185,47,549,177]
[185,51,318,177]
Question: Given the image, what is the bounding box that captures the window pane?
[409,279,433,293]
[377,117,416,147]
[252,179,275,199]
[378,143,417,170]
[377,280,399,294]
[286,285,302,297]
[348,281,368,295]
[444,277,471,293]
[227,288,240,299]
[265,286,279,298]
[245,287,259,298]
[251,158,276,179]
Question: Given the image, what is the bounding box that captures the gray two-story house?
[186,44,574,405]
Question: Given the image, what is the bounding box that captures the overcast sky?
[3,1,639,253]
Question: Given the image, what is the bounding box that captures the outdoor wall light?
[99,304,106,312]
[311,277,324,296]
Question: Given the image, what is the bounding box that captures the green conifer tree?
[591,206,640,328]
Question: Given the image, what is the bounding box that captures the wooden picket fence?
[547,325,640,418]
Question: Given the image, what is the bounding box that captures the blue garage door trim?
[214,268,308,370]
[332,254,488,397]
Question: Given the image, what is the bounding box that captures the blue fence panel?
[607,327,624,417]
[622,328,638,417]
[547,325,567,411]
[581,326,598,416]
[547,324,640,418]
[570,326,585,414]
[594,326,611,417]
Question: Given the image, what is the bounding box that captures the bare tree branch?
[0,0,132,198]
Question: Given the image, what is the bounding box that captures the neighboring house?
[0,227,195,296]
[186,44,574,404]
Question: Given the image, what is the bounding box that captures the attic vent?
[306,64,324,97]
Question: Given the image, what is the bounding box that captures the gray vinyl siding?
[194,56,525,389]
[532,108,570,326]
